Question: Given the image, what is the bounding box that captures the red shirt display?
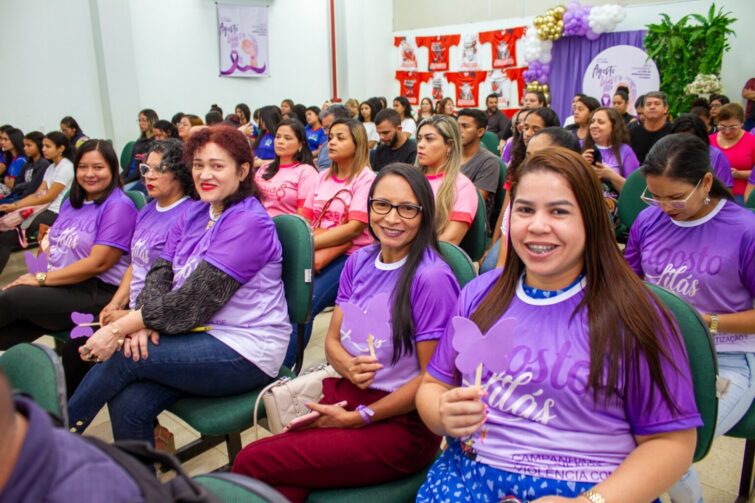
[416,35,461,71]
[479,27,525,69]
[445,71,488,108]
[486,67,527,109]
[395,71,432,105]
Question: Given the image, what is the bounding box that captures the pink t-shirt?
[255,162,318,217]
[302,167,376,254]
[425,171,479,224]
[710,131,755,196]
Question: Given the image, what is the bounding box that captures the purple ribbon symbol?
[221,50,267,76]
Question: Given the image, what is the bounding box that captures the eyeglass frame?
[640,178,704,210]
[138,163,170,176]
[368,198,423,219]
[716,123,741,132]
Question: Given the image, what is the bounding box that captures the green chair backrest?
[273,214,314,325]
[438,242,477,288]
[481,131,500,157]
[194,473,289,503]
[119,141,136,172]
[125,190,147,209]
[646,283,718,462]
[0,343,68,428]
[616,170,648,231]
[490,160,508,230]
[746,189,755,210]
[459,190,488,262]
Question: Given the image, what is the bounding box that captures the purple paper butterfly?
[451,316,518,376]
[339,293,392,357]
[70,312,95,339]
[24,251,47,274]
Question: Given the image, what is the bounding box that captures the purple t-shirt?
[625,200,755,352]
[47,188,137,286]
[428,270,702,482]
[336,246,459,392]
[160,197,290,377]
[129,197,191,308]
[595,143,639,178]
[710,146,733,188]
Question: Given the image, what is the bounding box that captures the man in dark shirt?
[371,109,417,171]
[458,108,501,222]
[484,94,511,141]
[629,91,672,163]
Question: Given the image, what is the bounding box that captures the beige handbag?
[252,362,339,438]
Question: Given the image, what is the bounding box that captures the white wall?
[0,0,106,138]
[391,0,753,107]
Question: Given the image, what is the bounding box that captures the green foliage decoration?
[644,4,736,117]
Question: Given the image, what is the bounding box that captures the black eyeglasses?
[369,198,422,219]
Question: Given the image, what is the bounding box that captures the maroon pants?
[232,377,440,503]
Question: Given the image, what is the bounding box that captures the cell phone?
[282,400,348,433]
[592,147,602,165]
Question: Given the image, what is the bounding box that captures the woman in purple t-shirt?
[416,148,701,502]
[234,164,460,502]
[625,134,755,503]
[0,140,137,350]
[68,126,290,444]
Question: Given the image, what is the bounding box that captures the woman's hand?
[79,324,124,363]
[439,386,487,438]
[592,162,615,181]
[3,274,39,291]
[122,328,159,362]
[99,302,130,325]
[732,168,749,180]
[344,355,383,389]
[581,149,595,165]
[0,203,15,213]
[308,402,363,429]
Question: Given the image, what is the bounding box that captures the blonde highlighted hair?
[328,118,370,181]
[416,115,463,234]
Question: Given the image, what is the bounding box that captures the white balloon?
[538,52,552,64]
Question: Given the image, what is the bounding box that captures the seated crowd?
[0,86,754,503]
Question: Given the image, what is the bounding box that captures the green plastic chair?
[168,214,314,466]
[746,189,755,210]
[481,131,500,157]
[489,160,508,236]
[125,190,147,209]
[616,170,648,231]
[438,241,476,288]
[0,343,68,428]
[646,284,718,462]
[458,190,488,262]
[726,404,755,503]
[119,141,136,174]
[194,472,289,502]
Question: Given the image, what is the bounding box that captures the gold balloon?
[544,92,551,103]
[542,84,550,92]
[534,16,543,26]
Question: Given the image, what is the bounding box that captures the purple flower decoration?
[24,251,47,274]
[339,293,392,358]
[451,316,518,376]
[70,312,95,339]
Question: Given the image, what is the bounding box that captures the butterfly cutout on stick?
[24,251,47,274]
[339,293,392,360]
[70,312,99,339]
[451,316,518,388]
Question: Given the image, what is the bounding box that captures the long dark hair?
[471,147,683,411]
[261,119,315,181]
[583,107,630,172]
[60,116,86,142]
[185,125,260,209]
[367,163,440,364]
[643,134,733,201]
[509,110,532,176]
[670,114,711,145]
[4,128,24,159]
[24,131,45,159]
[235,103,251,124]
[153,120,180,139]
[531,127,581,153]
[252,106,282,151]
[359,101,378,123]
[393,96,413,120]
[70,140,123,208]
[44,131,74,162]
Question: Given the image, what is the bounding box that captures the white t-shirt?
[401,118,417,138]
[362,122,379,144]
[42,158,75,213]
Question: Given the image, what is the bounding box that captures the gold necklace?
[206,206,222,230]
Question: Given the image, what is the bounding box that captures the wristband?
[709,314,719,335]
[580,489,606,503]
[356,405,375,424]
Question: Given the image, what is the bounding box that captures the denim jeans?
[68,331,272,443]
[480,239,501,274]
[668,352,755,503]
[284,254,348,368]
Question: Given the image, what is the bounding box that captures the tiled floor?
[1,250,749,501]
